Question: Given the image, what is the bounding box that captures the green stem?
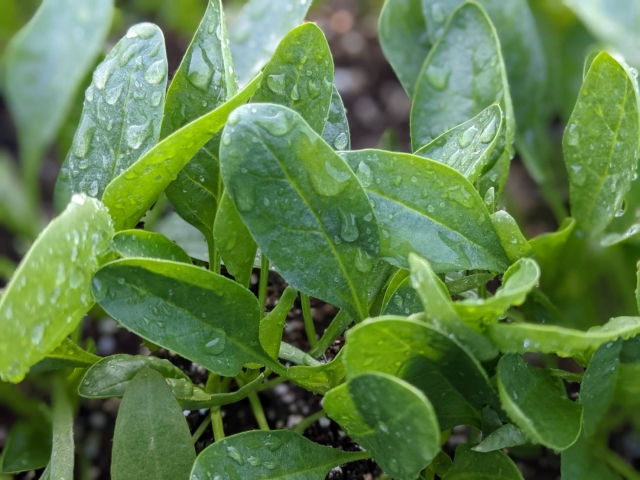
[300,294,318,348]
[600,449,640,480]
[257,376,287,392]
[208,234,220,274]
[279,342,321,366]
[310,309,352,358]
[211,408,225,441]
[293,409,326,434]
[259,253,269,316]
[237,376,270,431]
[191,414,211,444]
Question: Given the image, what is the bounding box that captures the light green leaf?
[0,195,113,382]
[102,73,262,232]
[487,317,640,363]
[163,0,236,239]
[112,368,195,480]
[379,0,431,96]
[381,272,423,317]
[228,0,312,87]
[324,372,440,480]
[497,354,582,451]
[261,286,297,359]
[49,377,74,480]
[3,0,113,188]
[529,217,575,281]
[219,104,379,319]
[415,104,503,181]
[112,230,191,263]
[322,85,351,151]
[0,151,39,238]
[490,211,532,263]
[561,432,621,480]
[344,317,501,430]
[0,422,51,473]
[287,349,346,395]
[411,2,514,154]
[92,258,285,376]
[600,223,640,247]
[31,338,101,373]
[564,52,640,236]
[252,23,334,135]
[154,212,209,261]
[190,429,367,480]
[453,258,540,328]
[409,254,498,361]
[55,23,167,209]
[443,443,523,479]
[342,149,509,273]
[473,424,528,452]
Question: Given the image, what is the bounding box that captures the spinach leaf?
[473,424,528,453]
[112,230,192,263]
[322,85,351,151]
[0,195,113,382]
[260,286,297,359]
[219,104,379,319]
[443,443,523,479]
[288,349,346,395]
[491,210,532,263]
[1,422,51,473]
[55,23,167,209]
[31,339,101,373]
[111,368,195,480]
[561,432,621,480]
[497,354,582,451]
[381,270,423,317]
[342,149,509,273]
[92,258,285,376]
[324,372,440,480]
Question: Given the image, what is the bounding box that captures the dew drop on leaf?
[186,45,214,91]
[267,73,286,95]
[144,60,167,85]
[333,132,348,150]
[424,64,451,90]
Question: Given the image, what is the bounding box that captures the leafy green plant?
[3,0,640,478]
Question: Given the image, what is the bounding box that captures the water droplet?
[226,446,244,465]
[105,83,124,105]
[458,125,478,148]
[31,324,45,345]
[85,85,95,102]
[480,116,498,143]
[72,121,96,158]
[234,184,255,213]
[290,84,300,100]
[615,200,627,217]
[570,164,586,186]
[126,23,157,39]
[340,211,360,242]
[333,132,348,150]
[151,91,162,106]
[145,60,167,85]
[431,3,446,23]
[119,43,139,66]
[355,248,373,272]
[307,79,321,98]
[205,335,226,355]
[88,180,99,197]
[355,161,372,187]
[186,45,214,91]
[267,73,286,95]
[424,64,451,90]
[566,123,579,147]
[256,111,295,137]
[125,121,152,150]
[483,187,495,208]
[93,59,115,90]
[222,133,232,146]
[324,160,351,184]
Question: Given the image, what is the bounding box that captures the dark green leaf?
[497,354,582,450]
[261,286,297,359]
[31,338,101,373]
[561,432,621,480]
[473,424,528,452]
[102,73,262,231]
[228,0,312,87]
[342,149,509,273]
[443,443,523,479]
[55,23,167,209]
[344,317,501,430]
[3,0,113,187]
[219,104,379,319]
[564,52,640,236]
[1,422,51,473]
[322,85,351,151]
[324,372,440,480]
[49,377,74,480]
[92,258,285,376]
[0,195,113,382]
[112,368,195,480]
[112,230,191,263]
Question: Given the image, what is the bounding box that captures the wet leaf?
[92,258,285,376]
[111,368,195,480]
[31,338,101,373]
[219,104,379,319]
[287,349,346,395]
[497,354,582,450]
[55,23,167,209]
[443,443,523,479]
[490,211,532,263]
[322,85,351,151]
[381,270,423,317]
[0,195,113,383]
[112,230,192,263]
[324,372,440,480]
[473,424,528,452]
[260,286,297,359]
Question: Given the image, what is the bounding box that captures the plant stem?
[293,409,326,434]
[257,376,287,392]
[238,374,270,431]
[300,294,318,348]
[259,253,269,316]
[211,408,225,441]
[279,342,321,366]
[310,309,352,358]
[191,414,211,444]
[208,235,220,274]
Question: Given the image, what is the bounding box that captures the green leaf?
[497,354,582,451]
[102,72,262,232]
[219,104,379,319]
[3,0,113,187]
[409,254,498,361]
[490,211,532,263]
[411,2,514,154]
[600,223,640,247]
[55,23,168,209]
[287,349,346,395]
[228,0,312,87]
[415,104,503,181]
[378,0,431,96]
[112,368,195,480]
[155,212,209,261]
[0,195,113,382]
[580,340,622,437]
[529,217,575,281]
[49,377,74,480]
[487,317,640,363]
[344,317,501,430]
[31,338,101,373]
[561,432,621,480]
[0,151,39,238]
[564,52,640,236]
[473,424,528,452]
[322,85,351,151]
[381,272,423,317]
[92,258,284,376]
[112,230,192,263]
[342,149,509,273]
[446,273,495,296]
[190,429,367,479]
[260,286,297,359]
[442,443,523,479]
[324,372,440,480]
[0,422,51,473]
[453,258,540,328]
[162,0,236,239]
[252,23,334,135]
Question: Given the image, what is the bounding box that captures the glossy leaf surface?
[55,23,167,208]
[0,195,112,382]
[112,230,191,263]
[322,86,351,151]
[220,104,379,319]
[491,211,531,263]
[443,444,523,479]
[324,372,440,480]
[473,424,528,452]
